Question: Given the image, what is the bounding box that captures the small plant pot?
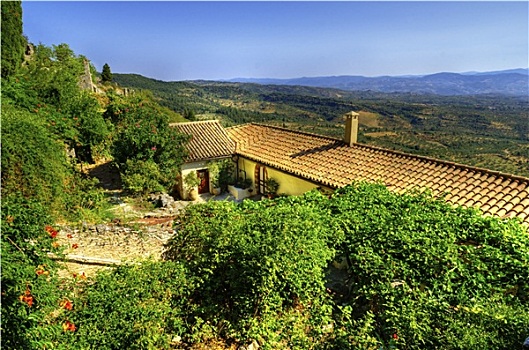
[212,187,221,195]
[189,189,199,201]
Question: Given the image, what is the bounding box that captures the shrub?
[110,94,188,194]
[66,261,191,350]
[121,159,166,195]
[1,104,72,213]
[1,195,66,349]
[328,182,529,349]
[164,192,338,347]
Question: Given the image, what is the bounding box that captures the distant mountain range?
[229,69,528,96]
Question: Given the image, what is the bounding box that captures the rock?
[95,224,111,233]
[149,193,176,208]
[239,340,259,350]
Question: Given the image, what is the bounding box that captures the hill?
[229,69,529,96]
[113,73,529,177]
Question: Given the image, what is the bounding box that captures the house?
[171,120,235,200]
[226,112,529,225]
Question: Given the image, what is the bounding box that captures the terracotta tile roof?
[227,123,529,225]
[172,120,235,162]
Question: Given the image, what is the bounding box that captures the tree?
[109,93,189,194]
[101,63,112,83]
[1,1,26,78]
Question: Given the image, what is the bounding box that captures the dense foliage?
[328,184,529,349]
[1,12,191,348]
[1,195,68,349]
[106,92,189,194]
[163,184,529,349]
[1,105,71,211]
[1,1,25,78]
[3,43,111,163]
[164,194,338,347]
[20,183,522,350]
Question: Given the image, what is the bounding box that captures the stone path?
[56,192,237,278]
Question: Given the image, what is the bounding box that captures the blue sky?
[22,1,528,81]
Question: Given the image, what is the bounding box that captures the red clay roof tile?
[227,123,529,225]
[173,120,235,162]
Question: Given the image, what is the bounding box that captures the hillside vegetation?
[113,74,529,177]
[2,2,529,349]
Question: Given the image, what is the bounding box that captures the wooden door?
[197,170,209,194]
[255,164,268,194]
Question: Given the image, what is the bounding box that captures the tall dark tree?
[1,1,26,78]
[101,63,112,82]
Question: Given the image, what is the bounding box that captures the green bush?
[161,182,528,348]
[67,261,191,350]
[164,193,338,347]
[121,159,166,194]
[109,93,189,194]
[1,195,67,349]
[1,104,72,213]
[328,182,529,349]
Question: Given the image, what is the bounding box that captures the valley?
[113,74,529,177]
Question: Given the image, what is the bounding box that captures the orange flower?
[36,265,49,276]
[61,299,73,311]
[52,241,61,248]
[19,288,34,307]
[72,243,78,249]
[62,320,76,332]
[67,233,73,239]
[45,225,58,238]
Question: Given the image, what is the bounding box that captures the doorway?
[197,169,209,194]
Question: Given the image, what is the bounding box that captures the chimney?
[344,111,359,146]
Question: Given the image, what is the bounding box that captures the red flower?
[36,265,49,276]
[393,333,399,340]
[151,146,157,151]
[62,320,76,332]
[72,243,79,249]
[61,299,73,311]
[45,225,58,238]
[67,233,73,239]
[24,296,34,307]
[19,288,34,307]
